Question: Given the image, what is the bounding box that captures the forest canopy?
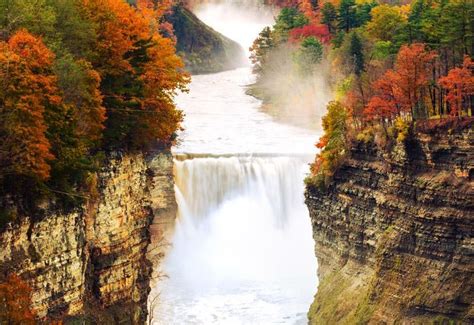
[0,0,188,211]
[250,0,474,189]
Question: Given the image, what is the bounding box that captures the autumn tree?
[82,0,188,150]
[393,43,437,117]
[366,4,407,43]
[250,27,275,74]
[364,71,400,122]
[290,24,331,44]
[308,101,348,189]
[0,30,57,181]
[439,56,474,116]
[273,7,309,41]
[365,43,437,121]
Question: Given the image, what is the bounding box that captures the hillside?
[167,5,247,74]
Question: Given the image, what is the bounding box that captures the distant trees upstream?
[251,0,473,189]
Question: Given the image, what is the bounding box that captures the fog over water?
[150,2,325,324]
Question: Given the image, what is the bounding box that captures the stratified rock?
[306,127,473,324]
[0,152,176,323]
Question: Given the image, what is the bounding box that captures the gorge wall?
[0,153,176,323]
[166,5,247,74]
[306,125,473,324]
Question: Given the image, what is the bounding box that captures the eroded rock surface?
[0,152,176,323]
[306,128,474,323]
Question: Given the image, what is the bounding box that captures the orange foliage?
[136,32,188,147]
[0,274,36,324]
[82,0,150,75]
[0,30,58,180]
[299,0,320,23]
[82,0,188,148]
[438,56,474,116]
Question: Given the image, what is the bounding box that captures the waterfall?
[150,155,318,324]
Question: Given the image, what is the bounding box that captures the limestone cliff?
[306,126,473,323]
[0,152,176,323]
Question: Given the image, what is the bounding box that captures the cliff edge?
[306,124,473,323]
[0,152,176,323]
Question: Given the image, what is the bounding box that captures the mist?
[192,0,277,58]
[251,44,333,130]
[192,0,332,131]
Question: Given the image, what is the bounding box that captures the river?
[150,2,324,324]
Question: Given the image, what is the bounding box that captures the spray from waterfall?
[152,156,317,324]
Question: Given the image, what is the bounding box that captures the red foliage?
[438,56,474,116]
[316,135,328,149]
[364,43,437,121]
[289,24,331,44]
[393,43,437,113]
[364,70,400,120]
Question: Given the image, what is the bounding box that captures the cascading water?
[149,1,330,323]
[152,156,317,324]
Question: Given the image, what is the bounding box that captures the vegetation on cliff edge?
[253,0,473,189]
[0,0,189,217]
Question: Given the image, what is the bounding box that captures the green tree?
[0,0,56,39]
[366,4,407,42]
[274,7,309,41]
[355,1,377,27]
[321,2,337,34]
[438,0,474,60]
[295,36,323,74]
[349,32,364,77]
[250,27,274,74]
[337,0,357,32]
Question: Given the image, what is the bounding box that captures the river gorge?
[0,0,472,324]
[149,2,326,323]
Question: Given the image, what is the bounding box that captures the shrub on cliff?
[307,101,349,190]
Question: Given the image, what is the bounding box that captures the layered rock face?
[306,127,473,323]
[0,153,176,323]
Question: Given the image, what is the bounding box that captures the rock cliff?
[306,126,473,323]
[0,152,176,323]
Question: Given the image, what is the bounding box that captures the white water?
[150,2,325,324]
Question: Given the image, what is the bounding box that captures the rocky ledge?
[0,152,176,323]
[306,125,473,323]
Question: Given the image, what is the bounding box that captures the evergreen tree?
[337,0,357,32]
[321,2,337,34]
[349,32,364,76]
